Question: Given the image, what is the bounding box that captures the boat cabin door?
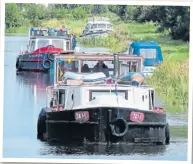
[28,39,36,53]
[149,89,155,110]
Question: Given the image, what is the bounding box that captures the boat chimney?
[114,53,119,79]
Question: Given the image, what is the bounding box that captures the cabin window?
[128,61,138,72]
[37,40,49,49]
[30,40,35,52]
[140,49,156,59]
[52,40,64,49]
[89,90,128,101]
[129,47,134,54]
[107,24,112,29]
[98,24,106,29]
[142,95,145,101]
[81,60,112,77]
[66,41,70,50]
[91,24,97,29]
[58,90,65,105]
[57,60,78,82]
[120,62,130,76]
[149,90,154,110]
[85,24,89,30]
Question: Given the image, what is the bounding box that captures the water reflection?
[16,71,52,89]
[40,143,166,156]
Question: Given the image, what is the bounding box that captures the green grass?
[5,27,28,35]
[147,58,189,113]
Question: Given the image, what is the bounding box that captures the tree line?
[5,4,190,41]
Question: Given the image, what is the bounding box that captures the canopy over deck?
[28,27,71,38]
[53,52,144,85]
[130,41,160,48]
[56,52,144,61]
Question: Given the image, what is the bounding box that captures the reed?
[147,58,189,113]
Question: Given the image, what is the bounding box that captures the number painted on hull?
[75,111,89,121]
[130,112,144,122]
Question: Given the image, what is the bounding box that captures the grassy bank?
[147,59,189,113]
[5,27,28,35]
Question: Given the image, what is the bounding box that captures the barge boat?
[80,17,113,39]
[37,52,170,145]
[16,27,76,72]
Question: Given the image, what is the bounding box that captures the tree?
[5,3,23,28]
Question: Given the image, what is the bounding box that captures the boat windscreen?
[97,24,106,28]
[107,24,113,29]
[55,58,142,83]
[37,39,49,48]
[52,40,64,49]
[139,49,157,59]
[90,90,127,101]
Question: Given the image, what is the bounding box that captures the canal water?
[3,36,188,161]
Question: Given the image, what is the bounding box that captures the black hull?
[37,107,170,145]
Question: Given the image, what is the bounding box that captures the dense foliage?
[5,4,190,41]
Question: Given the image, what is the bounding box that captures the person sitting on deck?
[81,64,90,73]
[93,61,109,77]
[72,35,77,50]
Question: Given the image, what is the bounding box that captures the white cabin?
[46,53,156,113]
[49,83,155,112]
[20,27,74,54]
[81,17,113,36]
[27,36,72,53]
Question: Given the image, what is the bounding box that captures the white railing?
[87,17,110,22]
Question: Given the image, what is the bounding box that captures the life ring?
[109,118,128,137]
[48,53,55,61]
[42,59,52,69]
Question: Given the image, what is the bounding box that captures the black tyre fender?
[109,118,128,137]
[37,108,48,141]
[16,58,19,68]
[42,59,52,69]
[16,58,23,70]
[48,53,55,61]
[165,123,170,145]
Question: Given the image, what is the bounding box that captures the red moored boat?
[16,27,76,72]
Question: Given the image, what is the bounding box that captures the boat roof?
[28,27,72,38]
[87,21,112,24]
[30,36,71,40]
[130,41,160,48]
[87,17,110,22]
[55,80,154,90]
[55,52,144,61]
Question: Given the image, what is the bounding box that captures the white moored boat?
[80,17,113,39]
